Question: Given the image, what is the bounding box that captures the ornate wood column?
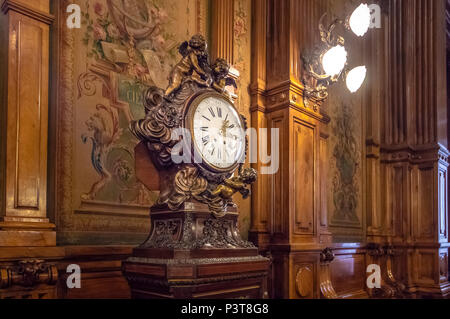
[0,0,55,246]
[248,0,270,250]
[365,0,450,298]
[209,0,239,101]
[210,0,234,63]
[248,0,334,299]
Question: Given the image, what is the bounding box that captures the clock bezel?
[183,90,246,176]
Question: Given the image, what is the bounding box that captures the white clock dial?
[192,96,245,170]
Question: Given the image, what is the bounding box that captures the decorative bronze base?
[122,203,270,299]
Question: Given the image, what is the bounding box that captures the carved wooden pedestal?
[122,204,270,299]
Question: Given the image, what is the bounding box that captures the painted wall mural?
[77,0,184,209]
[330,103,360,226]
[326,91,364,242]
[80,0,178,86]
[57,0,209,244]
[325,0,366,242]
[79,77,156,206]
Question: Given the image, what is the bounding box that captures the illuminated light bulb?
[349,3,371,37]
[322,45,348,77]
[346,66,367,93]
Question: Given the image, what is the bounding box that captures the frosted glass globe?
[346,66,367,93]
[349,4,371,37]
[322,45,348,77]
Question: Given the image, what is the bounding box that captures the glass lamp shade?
[346,66,367,93]
[349,4,371,37]
[321,45,348,77]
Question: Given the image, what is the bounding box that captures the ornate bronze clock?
[185,91,246,174]
[123,35,268,299]
[125,34,264,249]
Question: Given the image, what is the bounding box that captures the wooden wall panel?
[392,166,405,237]
[292,119,315,236]
[0,246,132,299]
[416,251,437,284]
[0,0,55,247]
[4,11,49,218]
[417,168,435,240]
[438,163,448,242]
[56,246,132,299]
[330,253,367,299]
[14,17,43,210]
[270,113,287,238]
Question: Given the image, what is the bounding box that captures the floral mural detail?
[331,104,360,225]
[234,7,247,38]
[233,0,248,76]
[81,0,177,86]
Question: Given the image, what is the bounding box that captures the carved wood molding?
[366,243,385,257]
[138,211,255,250]
[295,266,313,298]
[320,248,335,263]
[319,248,338,299]
[0,260,58,289]
[380,143,450,165]
[365,243,406,299]
[125,271,267,287]
[1,0,54,25]
[263,80,331,123]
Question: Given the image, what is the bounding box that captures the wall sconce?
[301,3,371,110]
[348,3,371,37]
[346,66,367,93]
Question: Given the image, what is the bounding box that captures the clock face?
[190,95,246,171]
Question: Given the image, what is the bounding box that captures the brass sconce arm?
[301,13,351,110]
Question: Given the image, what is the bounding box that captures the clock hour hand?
[220,119,230,139]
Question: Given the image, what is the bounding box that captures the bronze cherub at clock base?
[122,35,269,299]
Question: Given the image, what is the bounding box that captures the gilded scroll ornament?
[0,260,58,289]
[301,14,347,110]
[163,165,208,210]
